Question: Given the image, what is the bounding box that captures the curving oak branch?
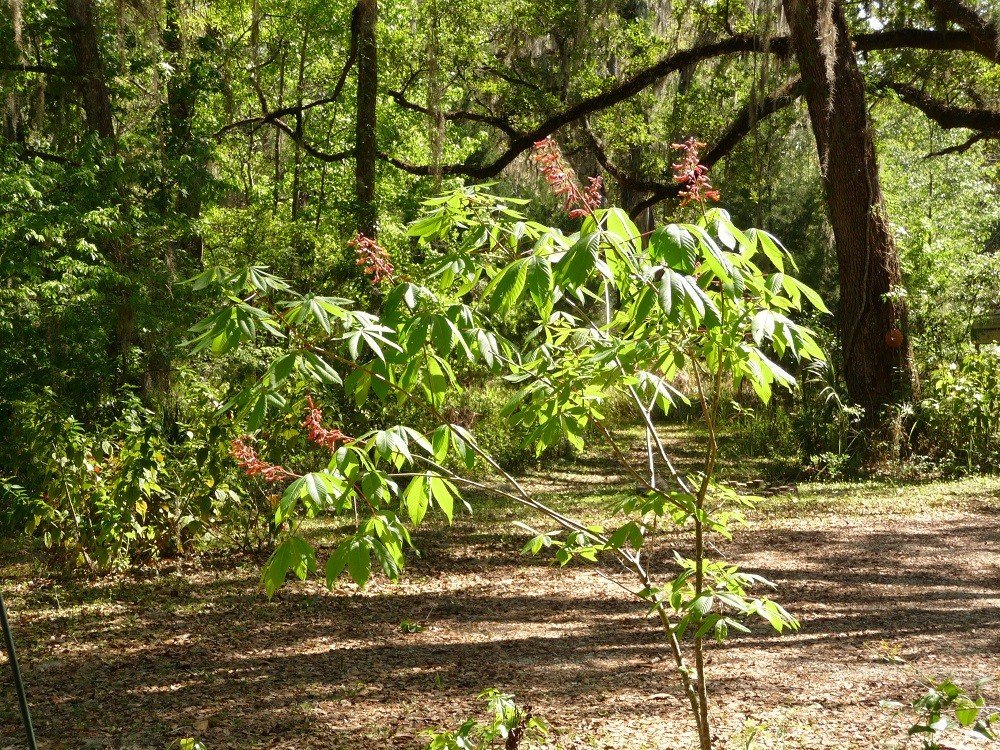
[627,77,803,217]
[887,82,1000,133]
[926,0,1000,62]
[377,28,981,180]
[216,26,987,180]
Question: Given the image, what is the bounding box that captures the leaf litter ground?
[1,430,998,750]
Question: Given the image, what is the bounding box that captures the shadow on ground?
[0,484,998,750]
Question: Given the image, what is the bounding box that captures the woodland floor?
[1,426,999,750]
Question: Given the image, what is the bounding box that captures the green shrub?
[720,401,798,460]
[918,348,1000,472]
[0,377,276,569]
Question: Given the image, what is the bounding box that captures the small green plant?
[863,639,906,664]
[882,678,999,749]
[400,618,425,633]
[424,689,547,750]
[797,359,866,472]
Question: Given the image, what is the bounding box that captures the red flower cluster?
[671,137,720,207]
[303,396,353,450]
[349,233,394,285]
[530,136,603,219]
[231,438,294,483]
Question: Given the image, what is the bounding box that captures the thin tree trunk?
[354,0,378,237]
[63,0,114,139]
[783,0,917,435]
[63,0,135,387]
[292,29,309,222]
[272,43,287,214]
[164,0,204,265]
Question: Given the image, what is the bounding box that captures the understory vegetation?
[1,0,999,748]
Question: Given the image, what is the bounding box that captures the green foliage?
[191,183,826,749]
[918,349,1000,472]
[795,359,866,476]
[883,678,999,749]
[719,401,798,465]
[424,689,547,750]
[0,379,273,570]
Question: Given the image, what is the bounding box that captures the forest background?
[0,0,999,612]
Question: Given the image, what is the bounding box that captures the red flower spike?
[303,396,353,451]
[530,137,603,219]
[671,137,720,207]
[348,233,395,285]
[231,438,294,483]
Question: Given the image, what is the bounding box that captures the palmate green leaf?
[711,213,753,254]
[685,223,734,283]
[555,232,599,287]
[474,328,499,368]
[240,389,286,431]
[751,309,776,345]
[371,538,404,580]
[649,225,698,273]
[263,536,316,598]
[268,352,299,386]
[348,542,372,587]
[276,477,305,523]
[300,351,342,385]
[407,212,448,239]
[675,273,720,327]
[423,354,451,409]
[485,258,528,314]
[325,540,351,587]
[781,275,831,314]
[429,475,458,523]
[525,254,554,315]
[431,314,457,355]
[657,267,684,320]
[402,474,429,525]
[607,521,644,550]
[954,698,982,728]
[597,207,641,246]
[751,598,798,633]
[186,265,232,291]
[448,423,478,470]
[748,229,797,273]
[246,266,292,294]
[432,425,450,462]
[397,425,434,456]
[343,367,371,407]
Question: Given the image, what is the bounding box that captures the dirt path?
[1,476,998,750]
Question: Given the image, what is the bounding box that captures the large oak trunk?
[783,0,918,433]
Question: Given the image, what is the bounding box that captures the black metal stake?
[0,590,38,750]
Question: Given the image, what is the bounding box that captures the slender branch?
[926,0,1000,62]
[385,89,520,138]
[885,81,1000,136]
[0,63,80,76]
[215,4,360,139]
[628,77,803,217]
[927,132,987,156]
[15,147,81,166]
[268,117,355,162]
